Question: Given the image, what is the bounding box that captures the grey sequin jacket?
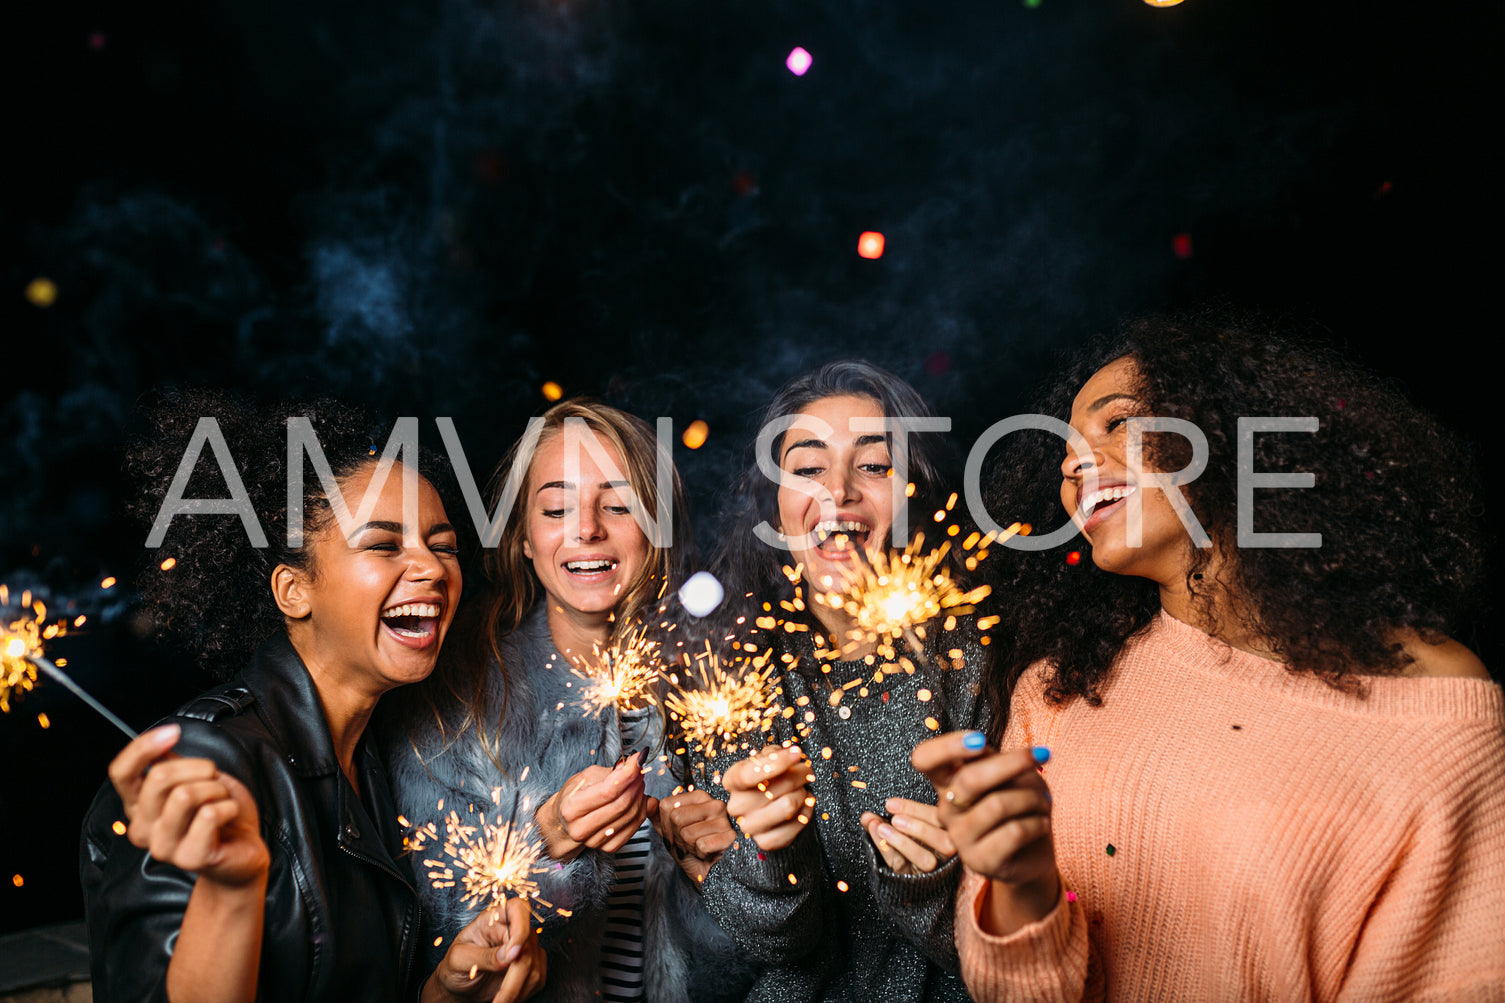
[694,619,988,1003]
[384,603,757,1003]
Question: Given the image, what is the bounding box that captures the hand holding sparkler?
[422,897,546,1003]
[535,753,653,861]
[108,723,271,886]
[910,730,1058,936]
[651,789,736,882]
[723,745,817,851]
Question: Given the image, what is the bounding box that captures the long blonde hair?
[408,399,692,758]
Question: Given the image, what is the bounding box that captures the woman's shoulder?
[1395,632,1492,681]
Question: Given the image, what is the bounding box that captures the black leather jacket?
[79,633,425,1003]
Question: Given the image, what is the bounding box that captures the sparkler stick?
[28,651,137,739]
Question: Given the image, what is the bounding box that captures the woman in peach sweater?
[915,313,1505,1001]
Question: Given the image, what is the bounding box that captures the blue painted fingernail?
[962,731,987,751]
[1031,746,1051,765]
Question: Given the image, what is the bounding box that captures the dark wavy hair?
[709,359,956,609]
[126,390,456,679]
[980,310,1485,737]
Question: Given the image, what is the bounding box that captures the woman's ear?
[271,564,312,619]
[521,538,533,561]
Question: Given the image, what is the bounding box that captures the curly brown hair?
[979,310,1486,737]
[125,390,453,679]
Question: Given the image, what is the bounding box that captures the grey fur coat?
[385,603,757,1003]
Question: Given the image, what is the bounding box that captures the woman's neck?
[546,601,615,670]
[285,628,382,793]
[1157,560,1280,661]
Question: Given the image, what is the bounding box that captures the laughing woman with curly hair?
[914,313,1505,1002]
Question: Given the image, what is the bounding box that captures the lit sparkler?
[409,788,569,918]
[572,623,663,717]
[1,587,136,737]
[811,523,1015,659]
[664,646,778,759]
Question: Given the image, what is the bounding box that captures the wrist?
[537,792,582,861]
[979,872,1060,937]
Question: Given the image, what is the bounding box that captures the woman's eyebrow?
[1088,392,1138,412]
[783,437,828,459]
[853,434,886,448]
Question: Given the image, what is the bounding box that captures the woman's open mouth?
[380,601,442,649]
[563,557,619,579]
[812,519,871,555]
[1080,484,1136,534]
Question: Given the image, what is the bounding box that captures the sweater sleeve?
[698,822,832,964]
[954,661,1097,1003]
[868,842,963,973]
[1336,723,1505,1003]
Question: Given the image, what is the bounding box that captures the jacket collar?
[239,631,345,779]
[241,632,413,882]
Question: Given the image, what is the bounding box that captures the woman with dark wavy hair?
[695,360,986,1003]
[388,398,752,1003]
[80,392,544,1003]
[914,313,1505,1001]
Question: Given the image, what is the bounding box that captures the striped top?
[600,706,653,1001]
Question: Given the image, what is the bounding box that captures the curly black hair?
[125,390,457,680]
[979,310,1485,736]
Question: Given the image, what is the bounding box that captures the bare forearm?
[165,872,268,1003]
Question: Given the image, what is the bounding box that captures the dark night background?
[2,0,1500,935]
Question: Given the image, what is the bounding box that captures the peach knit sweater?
[957,612,1505,1002]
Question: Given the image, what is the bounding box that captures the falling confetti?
[785,47,813,76]
[1172,232,1193,258]
[857,232,886,259]
[1066,551,1081,566]
[541,381,564,402]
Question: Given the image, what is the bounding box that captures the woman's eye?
[541,508,567,519]
[431,544,460,555]
[1105,416,1128,433]
[860,463,893,475]
[605,504,632,515]
[366,541,398,552]
[792,466,822,478]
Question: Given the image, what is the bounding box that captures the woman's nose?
[1061,443,1100,480]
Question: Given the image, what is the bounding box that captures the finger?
[966,813,1054,882]
[599,797,653,852]
[561,769,647,825]
[944,748,1050,812]
[887,802,956,858]
[694,828,736,858]
[573,788,650,847]
[176,798,242,870]
[503,896,533,952]
[749,817,807,851]
[866,816,939,873]
[724,746,806,794]
[735,789,813,839]
[948,786,1052,846]
[106,725,182,807]
[145,779,231,858]
[863,815,921,872]
[133,758,221,825]
[910,730,992,785]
